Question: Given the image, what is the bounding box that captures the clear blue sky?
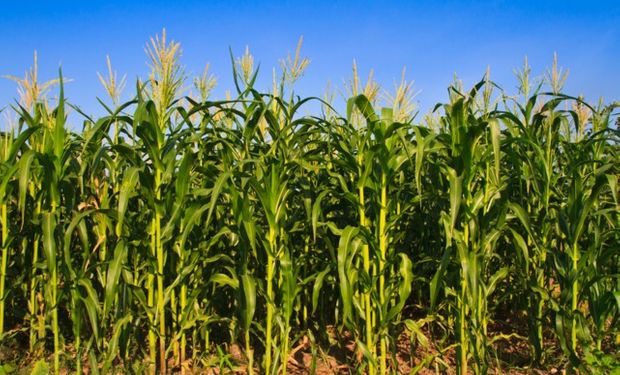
[1,0,618,122]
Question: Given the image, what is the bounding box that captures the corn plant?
[331,94,417,373]
[430,80,508,374]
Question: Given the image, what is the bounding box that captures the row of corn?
[0,31,618,374]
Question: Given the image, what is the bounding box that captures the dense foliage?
[0,33,618,374]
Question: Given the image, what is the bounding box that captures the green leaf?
[29,361,49,375]
[116,166,140,237]
[240,273,256,331]
[337,226,361,327]
[312,266,331,314]
[104,240,127,316]
[42,212,57,274]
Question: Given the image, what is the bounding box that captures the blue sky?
[1,1,618,122]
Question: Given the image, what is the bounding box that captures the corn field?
[0,32,618,374]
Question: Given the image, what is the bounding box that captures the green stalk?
[156,169,166,374]
[459,276,468,375]
[359,182,375,375]
[114,119,119,146]
[97,186,109,286]
[302,238,309,326]
[52,265,59,375]
[178,221,187,374]
[265,227,276,373]
[282,327,289,375]
[50,201,60,375]
[459,225,469,375]
[0,202,7,335]
[245,329,254,375]
[29,241,37,351]
[31,124,47,351]
[72,295,82,375]
[148,218,157,374]
[29,198,43,350]
[378,172,388,374]
[171,288,178,365]
[180,283,187,374]
[537,238,548,360]
[571,242,579,352]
